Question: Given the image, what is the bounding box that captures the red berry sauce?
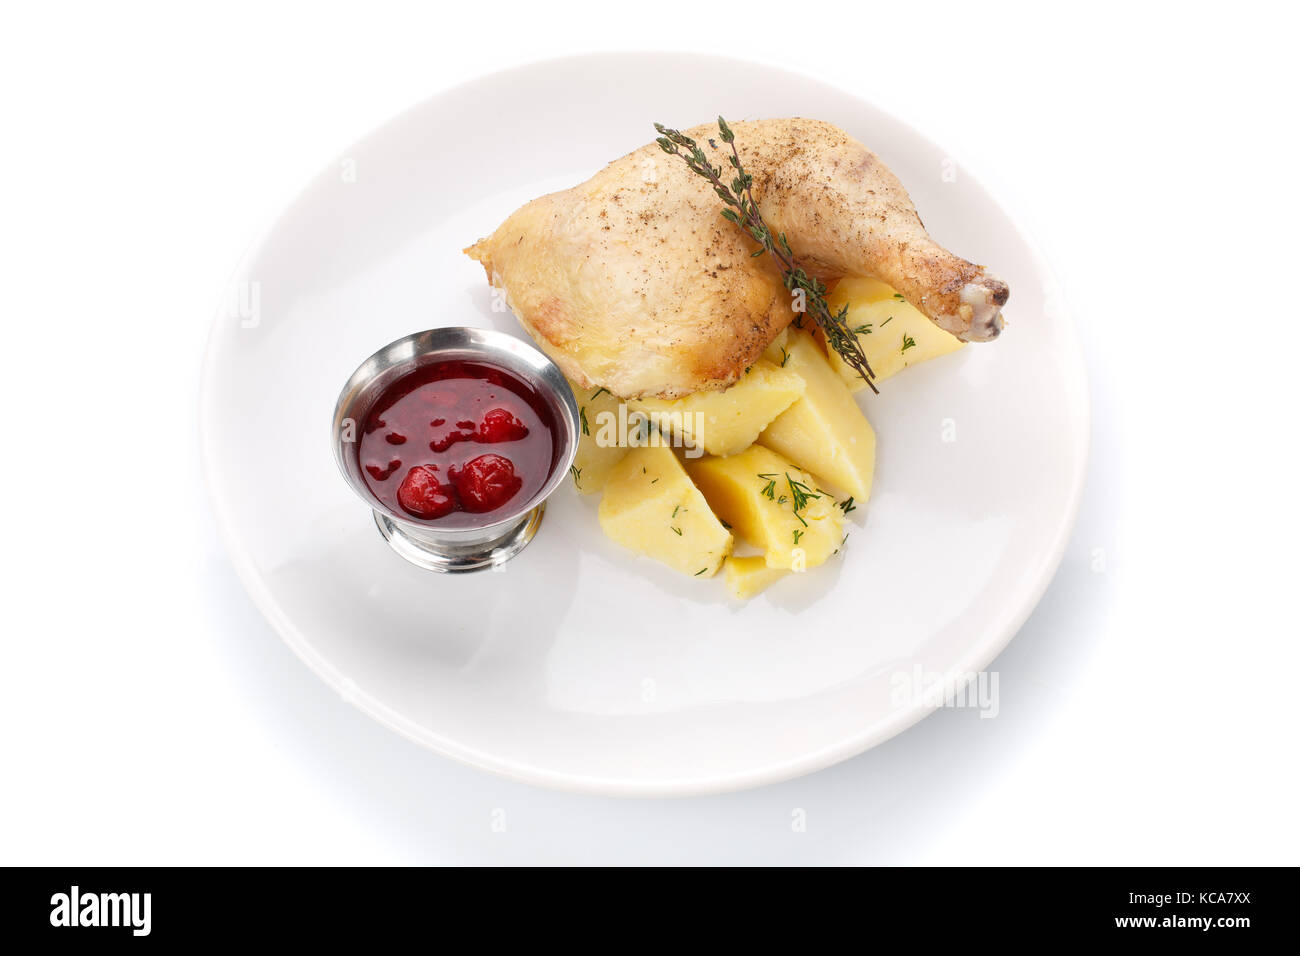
[359,360,559,527]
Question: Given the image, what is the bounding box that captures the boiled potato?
[823,276,964,390]
[568,381,628,494]
[724,555,787,600]
[598,444,733,578]
[629,360,804,457]
[685,445,842,571]
[760,328,876,501]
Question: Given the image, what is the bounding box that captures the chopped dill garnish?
[785,473,820,513]
[579,406,590,436]
[839,496,857,514]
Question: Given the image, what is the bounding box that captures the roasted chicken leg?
[466,118,1008,399]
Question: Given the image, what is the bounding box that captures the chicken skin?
[466,118,1008,399]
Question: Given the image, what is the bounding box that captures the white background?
[3,1,1296,864]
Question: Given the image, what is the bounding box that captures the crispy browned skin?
[466,118,1008,399]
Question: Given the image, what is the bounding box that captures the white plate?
[200,53,1088,796]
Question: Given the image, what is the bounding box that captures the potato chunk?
[724,555,787,600]
[629,360,804,457]
[823,276,964,390]
[685,445,842,571]
[759,328,876,501]
[598,444,733,578]
[568,380,628,494]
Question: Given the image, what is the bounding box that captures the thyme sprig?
[654,116,879,393]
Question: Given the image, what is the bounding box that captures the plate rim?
[199,51,1090,797]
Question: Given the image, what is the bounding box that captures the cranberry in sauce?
[358,360,558,527]
[396,464,456,519]
[451,453,523,513]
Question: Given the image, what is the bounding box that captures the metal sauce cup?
[332,327,580,572]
